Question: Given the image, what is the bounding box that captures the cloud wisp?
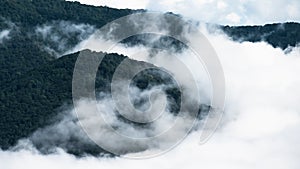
[0,18,17,44]
[33,21,96,57]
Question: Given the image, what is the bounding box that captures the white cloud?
[0,29,10,43]
[217,1,228,10]
[226,12,241,23]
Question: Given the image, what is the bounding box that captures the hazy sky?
[68,0,300,25]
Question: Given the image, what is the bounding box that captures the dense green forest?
[0,0,299,156]
[221,22,300,50]
[0,0,136,27]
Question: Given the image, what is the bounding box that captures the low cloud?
[34,21,96,57]
[0,18,16,43]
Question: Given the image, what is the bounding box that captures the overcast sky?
[68,0,300,25]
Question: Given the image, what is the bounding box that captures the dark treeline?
[222,22,300,50]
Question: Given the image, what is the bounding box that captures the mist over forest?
[0,0,300,169]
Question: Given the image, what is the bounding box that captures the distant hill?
[221,22,300,50]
